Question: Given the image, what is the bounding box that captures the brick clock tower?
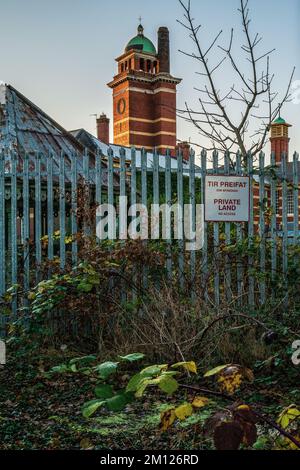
[270,116,291,163]
[108,24,181,155]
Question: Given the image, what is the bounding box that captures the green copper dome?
[125,25,156,54]
[273,117,286,124]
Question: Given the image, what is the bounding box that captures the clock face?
[117,98,126,115]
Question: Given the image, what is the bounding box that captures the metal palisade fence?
[0,147,299,327]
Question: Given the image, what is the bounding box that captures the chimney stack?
[158,27,170,74]
[176,141,191,161]
[97,113,110,144]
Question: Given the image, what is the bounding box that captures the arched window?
[146,60,151,73]
[140,58,145,71]
[153,61,158,74]
[129,58,132,70]
[121,63,124,73]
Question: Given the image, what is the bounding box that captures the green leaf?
[140,364,168,376]
[118,353,145,362]
[106,393,133,412]
[94,384,114,399]
[135,378,160,397]
[77,282,94,293]
[204,364,230,377]
[158,376,179,395]
[82,399,105,418]
[126,373,144,393]
[50,364,69,374]
[172,361,197,374]
[94,361,119,379]
[70,355,97,365]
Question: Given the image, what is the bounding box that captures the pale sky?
[1,0,299,155]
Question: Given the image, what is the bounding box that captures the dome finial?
[137,17,144,36]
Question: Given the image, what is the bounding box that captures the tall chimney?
[176,141,191,161]
[158,27,170,74]
[97,113,110,144]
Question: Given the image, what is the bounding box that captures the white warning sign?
[205,176,250,222]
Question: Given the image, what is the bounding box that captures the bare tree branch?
[177,0,295,163]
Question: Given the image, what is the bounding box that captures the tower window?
[121,63,124,73]
[129,58,132,70]
[153,61,157,74]
[139,58,145,71]
[146,60,151,73]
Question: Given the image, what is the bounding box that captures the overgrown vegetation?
[1,235,300,450]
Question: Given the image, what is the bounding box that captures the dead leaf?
[192,396,210,408]
[214,421,244,450]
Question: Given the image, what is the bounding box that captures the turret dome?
[125,25,156,55]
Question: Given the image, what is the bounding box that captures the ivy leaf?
[118,353,145,362]
[175,403,193,421]
[94,384,114,399]
[94,361,119,379]
[172,361,197,374]
[82,399,105,418]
